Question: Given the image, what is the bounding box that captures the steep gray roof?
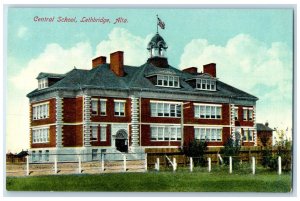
[257,123,274,131]
[36,72,65,79]
[27,62,258,101]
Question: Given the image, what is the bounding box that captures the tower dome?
[147,33,168,58]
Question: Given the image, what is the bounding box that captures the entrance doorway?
[115,129,128,152]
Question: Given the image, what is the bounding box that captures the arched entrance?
[115,129,128,152]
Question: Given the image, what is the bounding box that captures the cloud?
[179,34,293,129]
[17,26,29,39]
[7,28,153,152]
[95,27,152,66]
[11,42,93,91]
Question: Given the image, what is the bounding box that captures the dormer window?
[38,78,48,90]
[196,79,216,91]
[156,75,179,88]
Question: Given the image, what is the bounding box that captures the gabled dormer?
[36,72,65,90]
[183,63,218,91]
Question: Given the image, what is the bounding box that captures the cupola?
[146,33,169,68]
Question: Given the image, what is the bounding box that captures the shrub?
[220,136,241,167]
[183,140,207,167]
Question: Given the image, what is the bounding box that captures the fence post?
[123,154,126,172]
[173,157,177,172]
[101,154,105,172]
[252,157,255,175]
[145,153,148,171]
[278,156,282,175]
[54,155,57,174]
[229,156,232,174]
[208,157,211,173]
[190,157,193,172]
[78,155,82,174]
[26,156,29,176]
[157,158,160,171]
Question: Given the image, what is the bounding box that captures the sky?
[5,7,293,153]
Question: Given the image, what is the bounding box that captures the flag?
[157,17,165,29]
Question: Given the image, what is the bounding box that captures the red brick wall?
[30,98,56,126]
[63,97,83,123]
[62,125,83,147]
[90,97,131,123]
[183,126,231,147]
[30,125,56,148]
[140,125,181,147]
[257,131,272,147]
[90,125,111,146]
[185,101,230,125]
[140,99,181,124]
[235,105,254,127]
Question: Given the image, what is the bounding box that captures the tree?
[220,135,241,166]
[183,140,207,167]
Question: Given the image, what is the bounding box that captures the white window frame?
[91,99,98,115]
[100,125,107,142]
[114,100,126,117]
[243,108,248,121]
[194,127,222,142]
[196,79,216,91]
[234,107,238,120]
[242,128,254,142]
[32,127,50,144]
[91,126,98,141]
[150,125,181,141]
[248,109,253,121]
[32,102,49,120]
[38,78,48,90]
[156,75,180,88]
[100,99,107,116]
[194,103,222,119]
[150,101,181,118]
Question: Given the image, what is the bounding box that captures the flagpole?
[156,15,158,33]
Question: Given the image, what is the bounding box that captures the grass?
[6,166,292,192]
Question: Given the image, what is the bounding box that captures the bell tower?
[146,33,169,68]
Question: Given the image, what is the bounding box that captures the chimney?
[182,67,198,74]
[203,63,216,77]
[92,56,106,68]
[110,51,124,77]
[265,122,269,127]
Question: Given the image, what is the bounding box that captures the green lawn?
[6,168,292,192]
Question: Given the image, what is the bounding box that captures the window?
[156,75,180,88]
[45,150,49,161]
[150,101,181,117]
[32,128,49,143]
[32,103,49,120]
[243,109,248,120]
[196,79,216,91]
[194,104,222,119]
[114,101,125,116]
[91,99,98,115]
[92,149,98,161]
[32,151,36,162]
[242,129,254,142]
[249,109,253,121]
[150,125,181,141]
[38,78,48,90]
[100,126,107,142]
[91,126,98,141]
[234,108,238,120]
[38,151,42,161]
[100,100,107,116]
[195,128,222,142]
